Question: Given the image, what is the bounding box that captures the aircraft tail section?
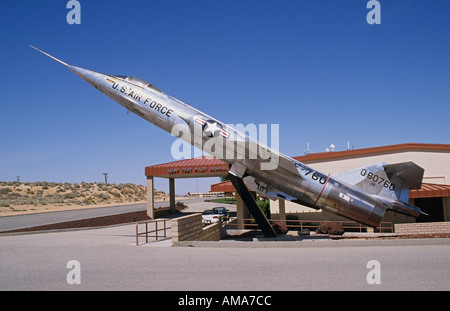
[337,161,424,205]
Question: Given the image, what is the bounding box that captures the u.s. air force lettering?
[106,77,173,117]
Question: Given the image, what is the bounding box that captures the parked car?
[202,210,223,224]
[212,206,229,218]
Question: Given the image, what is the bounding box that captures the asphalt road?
[0,223,448,291]
[1,200,449,292]
[0,197,207,232]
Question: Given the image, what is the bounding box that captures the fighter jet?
[31,46,425,237]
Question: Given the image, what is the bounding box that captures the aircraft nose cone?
[68,65,107,89]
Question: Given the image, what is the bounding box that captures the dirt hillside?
[0,181,167,216]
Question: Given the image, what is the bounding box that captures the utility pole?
[103,173,108,184]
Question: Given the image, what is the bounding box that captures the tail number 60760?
[360,169,396,191]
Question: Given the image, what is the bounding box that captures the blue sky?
[1,1,449,194]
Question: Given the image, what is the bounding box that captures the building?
[270,143,450,224]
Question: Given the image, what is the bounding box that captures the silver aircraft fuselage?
[32,46,423,228]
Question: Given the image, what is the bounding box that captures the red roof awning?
[210,180,235,192]
[410,183,450,199]
[145,156,229,178]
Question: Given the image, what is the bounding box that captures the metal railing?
[136,219,171,246]
[225,218,394,233]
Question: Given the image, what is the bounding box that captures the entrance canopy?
[144,156,230,218]
[145,156,229,179]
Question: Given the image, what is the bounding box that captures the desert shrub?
[0,188,12,196]
[107,188,121,198]
[82,197,96,205]
[0,200,11,207]
[13,198,32,205]
[81,182,94,190]
[68,199,82,205]
[93,193,110,200]
[46,194,64,204]
[7,192,22,199]
[316,222,344,235]
[29,199,39,206]
[38,198,49,205]
[121,188,135,196]
[63,191,78,199]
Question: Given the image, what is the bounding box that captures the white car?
[202,210,222,224]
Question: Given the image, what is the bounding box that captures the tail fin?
[337,161,424,204]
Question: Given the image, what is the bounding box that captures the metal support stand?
[228,173,277,238]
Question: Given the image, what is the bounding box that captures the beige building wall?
[270,145,450,223]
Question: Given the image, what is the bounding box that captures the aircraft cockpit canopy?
[115,75,162,93]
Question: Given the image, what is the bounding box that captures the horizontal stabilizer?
[384,161,424,190]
